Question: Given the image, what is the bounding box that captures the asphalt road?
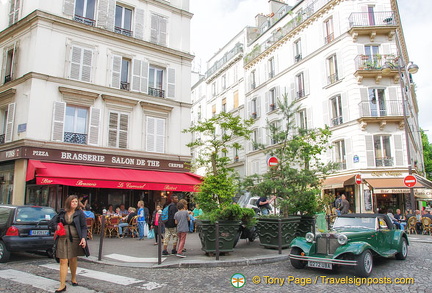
[0,239,430,293]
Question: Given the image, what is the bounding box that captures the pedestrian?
[137,200,146,240]
[151,204,164,245]
[174,202,190,258]
[50,195,89,292]
[256,195,275,215]
[162,195,179,256]
[334,195,342,216]
[338,194,350,215]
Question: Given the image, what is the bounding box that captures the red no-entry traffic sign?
[404,175,417,188]
[267,156,279,168]
[355,174,362,185]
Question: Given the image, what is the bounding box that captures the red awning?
[28,160,202,192]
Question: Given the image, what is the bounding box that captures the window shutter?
[167,67,175,99]
[108,112,118,147]
[256,96,261,118]
[275,86,280,108]
[365,135,375,167]
[257,128,262,146]
[1,48,7,83]
[394,134,403,166]
[265,91,269,113]
[146,117,155,152]
[341,92,349,123]
[52,101,66,142]
[134,8,145,40]
[111,55,121,89]
[5,103,15,143]
[119,113,128,149]
[141,60,149,94]
[150,14,158,43]
[70,46,81,80]
[322,100,329,126]
[360,88,369,117]
[88,107,100,145]
[155,118,165,153]
[304,70,310,95]
[131,59,142,92]
[306,107,313,129]
[9,0,21,25]
[290,82,295,101]
[10,42,18,81]
[388,87,398,115]
[63,0,75,17]
[97,0,115,30]
[82,48,92,82]
[159,17,167,46]
[345,138,352,169]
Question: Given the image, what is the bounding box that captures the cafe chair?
[407,216,417,234]
[86,217,95,240]
[106,216,121,238]
[421,217,432,235]
[127,216,138,238]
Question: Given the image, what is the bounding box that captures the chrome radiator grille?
[316,236,340,255]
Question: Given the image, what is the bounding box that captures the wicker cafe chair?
[126,216,139,238]
[93,214,102,235]
[106,216,121,238]
[86,217,95,240]
[407,216,417,234]
[421,217,432,235]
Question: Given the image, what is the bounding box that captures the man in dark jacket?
[162,195,178,256]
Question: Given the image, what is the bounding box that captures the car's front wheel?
[290,247,306,269]
[395,237,408,260]
[354,250,373,277]
[0,240,11,263]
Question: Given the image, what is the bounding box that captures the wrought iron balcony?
[294,54,302,63]
[4,75,11,83]
[354,54,399,84]
[115,26,133,37]
[358,100,403,117]
[328,73,339,85]
[324,33,334,44]
[64,132,87,144]
[331,116,343,126]
[376,156,393,167]
[348,11,395,28]
[148,87,165,98]
[74,15,95,26]
[120,82,130,90]
[296,90,305,100]
[334,161,347,170]
[0,134,4,144]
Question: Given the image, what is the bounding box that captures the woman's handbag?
[147,228,155,239]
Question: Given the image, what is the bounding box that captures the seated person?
[386,209,401,229]
[118,204,129,217]
[83,205,95,219]
[393,209,406,231]
[118,207,137,238]
[105,204,116,216]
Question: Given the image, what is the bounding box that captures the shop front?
[322,174,357,213]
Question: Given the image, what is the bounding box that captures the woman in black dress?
[51,195,89,292]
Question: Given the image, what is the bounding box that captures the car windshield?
[15,206,57,223]
[333,217,375,229]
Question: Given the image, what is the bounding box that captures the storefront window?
[0,163,14,204]
[26,185,50,206]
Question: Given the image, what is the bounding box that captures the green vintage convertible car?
[289,213,408,277]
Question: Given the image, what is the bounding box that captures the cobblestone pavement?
[0,239,430,293]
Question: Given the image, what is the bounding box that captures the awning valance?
[364,178,423,189]
[26,160,202,192]
[322,175,355,189]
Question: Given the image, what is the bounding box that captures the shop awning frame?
[321,175,355,189]
[26,160,202,192]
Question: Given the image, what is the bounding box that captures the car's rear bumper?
[2,236,54,252]
[289,254,357,266]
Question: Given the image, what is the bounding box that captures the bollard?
[98,216,105,261]
[158,222,162,265]
[278,218,282,255]
[215,221,220,260]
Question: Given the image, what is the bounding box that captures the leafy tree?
[246,94,335,216]
[421,130,432,180]
[183,112,254,213]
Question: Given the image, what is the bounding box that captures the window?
[151,14,167,46]
[221,75,226,90]
[3,45,17,84]
[212,104,216,117]
[74,0,95,26]
[324,17,334,44]
[268,88,277,112]
[70,46,92,82]
[330,95,343,126]
[0,103,15,144]
[298,109,307,130]
[250,97,260,119]
[269,120,279,145]
[233,91,239,109]
[364,45,380,68]
[367,6,375,26]
[327,54,338,84]
[8,0,20,26]
[333,140,346,170]
[115,5,133,37]
[296,73,305,99]
[374,135,392,166]
[149,66,164,98]
[250,70,256,90]
[146,117,165,153]
[294,39,302,62]
[211,82,216,97]
[268,57,275,79]
[108,111,128,149]
[64,106,88,144]
[369,88,386,117]
[222,98,227,113]
[252,129,260,150]
[111,56,130,90]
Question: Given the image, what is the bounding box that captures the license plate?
[308,261,332,270]
[29,230,49,236]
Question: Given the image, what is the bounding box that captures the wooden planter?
[196,220,240,254]
[256,216,301,249]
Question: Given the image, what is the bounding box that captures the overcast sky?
[190,0,432,142]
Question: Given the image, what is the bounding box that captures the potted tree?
[183,112,255,254]
[247,94,335,248]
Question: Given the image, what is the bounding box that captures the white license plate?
[308,261,332,270]
[29,230,49,236]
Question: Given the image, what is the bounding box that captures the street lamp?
[382,34,419,212]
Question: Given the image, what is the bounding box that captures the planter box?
[296,215,316,237]
[256,216,301,249]
[196,220,240,254]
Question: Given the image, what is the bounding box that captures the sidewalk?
[81,232,432,269]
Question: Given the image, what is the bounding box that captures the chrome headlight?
[337,234,348,245]
[305,232,314,243]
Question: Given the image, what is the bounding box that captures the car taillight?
[6,226,19,236]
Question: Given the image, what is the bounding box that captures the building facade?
[191,0,431,213]
[0,0,197,212]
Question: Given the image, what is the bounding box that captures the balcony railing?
[354,54,397,71]
[115,26,133,37]
[0,134,4,144]
[64,132,87,144]
[294,54,302,63]
[149,87,165,98]
[250,82,256,90]
[120,82,130,90]
[348,11,395,28]
[358,100,403,117]
[74,15,95,26]
[324,33,334,44]
[4,75,11,84]
[331,116,343,126]
[205,43,243,78]
[376,156,393,167]
[328,73,339,85]
[296,89,305,99]
[268,70,275,79]
[335,161,347,170]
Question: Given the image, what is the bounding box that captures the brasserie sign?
[0,147,189,172]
